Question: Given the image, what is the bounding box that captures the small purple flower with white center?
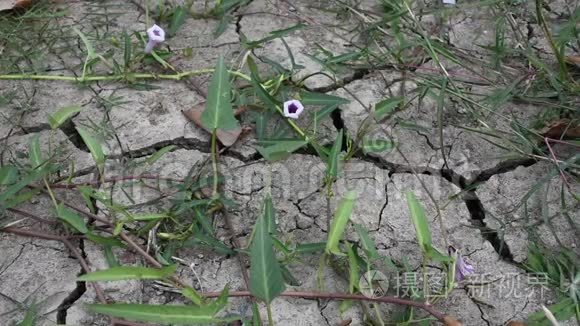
[449,246,474,281]
[283,100,304,119]
[145,24,165,54]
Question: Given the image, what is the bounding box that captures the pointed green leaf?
[301,92,349,106]
[86,303,228,324]
[326,191,357,256]
[201,56,239,131]
[262,195,277,235]
[326,129,343,180]
[29,135,42,168]
[78,264,177,281]
[131,213,169,221]
[182,287,203,306]
[76,127,105,170]
[354,223,380,262]
[48,106,82,129]
[123,31,132,69]
[249,203,286,303]
[256,139,307,162]
[168,6,187,36]
[73,27,97,59]
[145,145,176,165]
[374,96,404,121]
[103,246,119,267]
[361,138,396,154]
[0,165,17,185]
[405,191,432,253]
[247,57,280,109]
[346,243,359,293]
[57,204,88,234]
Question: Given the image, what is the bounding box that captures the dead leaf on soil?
[0,0,33,11]
[182,102,242,147]
[442,316,463,326]
[564,55,580,66]
[538,119,580,139]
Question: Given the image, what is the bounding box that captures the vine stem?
[0,69,250,82]
[201,291,449,323]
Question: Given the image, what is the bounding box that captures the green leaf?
[0,165,17,185]
[86,233,124,248]
[326,129,343,180]
[526,298,576,325]
[247,57,280,109]
[76,127,105,171]
[57,205,88,234]
[169,6,187,36]
[73,27,97,59]
[86,304,228,324]
[280,264,300,286]
[78,264,177,281]
[48,105,82,129]
[326,191,357,256]
[145,145,176,165]
[0,171,44,206]
[123,31,132,69]
[214,15,233,38]
[346,243,359,293]
[262,195,277,235]
[354,223,380,262]
[29,135,42,168]
[201,56,240,131]
[295,242,326,254]
[182,287,203,306]
[249,201,286,303]
[300,92,349,106]
[405,191,432,253]
[245,23,306,48]
[211,285,230,313]
[131,213,169,221]
[361,138,396,154]
[103,246,119,267]
[256,139,307,162]
[374,96,404,121]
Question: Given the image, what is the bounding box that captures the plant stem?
[211,130,219,197]
[0,69,251,82]
[200,291,449,323]
[266,303,274,326]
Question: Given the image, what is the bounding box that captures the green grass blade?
[300,92,349,106]
[48,105,82,129]
[326,191,357,256]
[76,127,105,171]
[86,303,226,324]
[405,191,432,253]
[201,56,239,131]
[327,129,343,180]
[29,135,42,168]
[249,200,286,303]
[78,264,177,281]
[56,204,88,234]
[374,96,404,121]
[256,139,307,162]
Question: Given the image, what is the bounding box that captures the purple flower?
[449,246,474,281]
[145,24,165,54]
[283,100,304,119]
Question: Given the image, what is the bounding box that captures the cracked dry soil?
[1,0,578,325]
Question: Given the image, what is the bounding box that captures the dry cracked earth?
[0,0,578,325]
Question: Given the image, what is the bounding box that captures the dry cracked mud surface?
[0,0,578,325]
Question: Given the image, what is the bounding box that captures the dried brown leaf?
[182,102,242,147]
[564,55,580,66]
[443,316,463,326]
[539,119,580,139]
[0,0,32,11]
